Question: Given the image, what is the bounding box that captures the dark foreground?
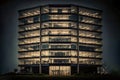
[0,74,120,80]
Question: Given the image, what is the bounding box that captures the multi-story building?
[18,4,102,76]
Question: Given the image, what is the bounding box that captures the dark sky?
[0,0,120,74]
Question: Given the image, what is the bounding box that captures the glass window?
[42,43,49,49]
[79,44,101,52]
[62,8,70,13]
[71,44,76,49]
[50,8,58,13]
[79,30,101,39]
[48,7,77,14]
[49,66,71,76]
[19,58,40,65]
[34,16,40,22]
[41,6,49,13]
[41,50,49,56]
[79,45,94,51]
[79,58,101,65]
[41,50,77,57]
[19,23,40,32]
[41,14,77,21]
[19,30,40,38]
[49,58,71,63]
[79,16,101,25]
[53,51,67,56]
[41,29,77,36]
[41,14,49,21]
[58,9,62,13]
[45,44,77,50]
[50,45,70,49]
[41,58,49,64]
[49,15,70,20]
[79,23,101,32]
[71,6,77,13]
[69,15,77,21]
[79,37,102,45]
[19,19,27,25]
[19,8,40,18]
[54,59,69,63]
[71,58,77,63]
[49,7,70,13]
[49,37,71,42]
[19,37,40,44]
[19,44,39,52]
[41,36,49,42]
[19,51,40,58]
[19,16,40,25]
[41,22,77,28]
[79,7,101,18]
[79,51,102,58]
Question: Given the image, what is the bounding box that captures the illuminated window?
[79,58,101,65]
[79,37,102,45]
[71,6,77,13]
[19,23,40,32]
[19,58,40,65]
[42,29,77,36]
[19,16,40,25]
[19,37,40,44]
[19,44,39,52]
[80,16,101,25]
[49,15,70,20]
[79,51,102,58]
[41,58,49,64]
[41,6,49,13]
[79,7,101,18]
[50,7,70,13]
[49,58,71,63]
[79,30,101,39]
[19,8,40,18]
[49,66,71,76]
[79,23,101,32]
[41,51,49,56]
[42,22,77,28]
[19,30,40,38]
[19,51,40,58]
[41,14,77,21]
[71,58,77,63]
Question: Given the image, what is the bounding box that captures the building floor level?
[19,65,101,76]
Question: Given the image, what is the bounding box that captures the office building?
[18,4,102,76]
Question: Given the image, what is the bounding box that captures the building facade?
[18,4,102,76]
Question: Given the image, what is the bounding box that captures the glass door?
[49,66,71,76]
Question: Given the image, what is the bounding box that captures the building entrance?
[49,66,71,76]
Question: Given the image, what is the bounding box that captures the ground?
[0,73,120,80]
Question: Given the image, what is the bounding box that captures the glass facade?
[18,4,102,75]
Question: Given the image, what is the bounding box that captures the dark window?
[79,46,94,51]
[69,15,77,21]
[32,44,39,50]
[34,16,40,22]
[41,14,49,21]
[79,16,83,22]
[55,52,65,56]
[42,44,49,49]
[54,59,69,63]
[71,44,76,49]
[58,9,62,13]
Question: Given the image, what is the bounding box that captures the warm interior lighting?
[18,5,102,75]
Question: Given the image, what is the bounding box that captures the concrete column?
[30,67,32,73]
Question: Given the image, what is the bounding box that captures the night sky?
[0,0,120,74]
